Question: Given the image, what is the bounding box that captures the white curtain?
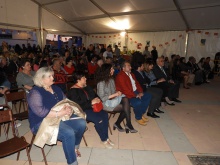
[187,29,220,61]
[35,29,47,49]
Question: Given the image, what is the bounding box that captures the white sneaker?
[107,139,114,146]
[15,123,21,128]
[102,141,113,149]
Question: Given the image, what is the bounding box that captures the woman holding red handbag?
[67,71,114,149]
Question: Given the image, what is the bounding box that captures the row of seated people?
[0,55,182,165]
[131,51,213,89]
[168,55,213,88]
[25,65,151,165]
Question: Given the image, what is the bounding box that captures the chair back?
[0,108,32,164]
[4,88,27,103]
[0,109,16,139]
[0,109,13,124]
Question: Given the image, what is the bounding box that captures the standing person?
[115,61,152,126]
[16,59,35,92]
[151,46,158,63]
[95,63,137,133]
[142,46,151,59]
[28,67,86,165]
[67,71,114,149]
[114,45,121,58]
[85,44,95,62]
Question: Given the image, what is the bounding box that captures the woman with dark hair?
[95,63,137,133]
[16,59,35,92]
[64,57,75,74]
[67,71,114,149]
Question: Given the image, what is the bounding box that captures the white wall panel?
[3,0,38,28]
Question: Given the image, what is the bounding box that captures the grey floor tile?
[164,133,197,153]
[157,119,183,134]
[46,145,66,162]
[133,150,178,165]
[78,147,92,165]
[89,148,133,165]
[4,144,52,162]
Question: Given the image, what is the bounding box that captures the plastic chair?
[0,109,32,164]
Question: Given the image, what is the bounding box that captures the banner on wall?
[137,43,142,49]
[201,39,206,46]
[146,41,150,47]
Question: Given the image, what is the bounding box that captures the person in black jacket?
[67,71,114,149]
[153,57,181,103]
[132,62,163,118]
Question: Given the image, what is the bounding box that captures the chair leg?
[26,147,32,165]
[108,114,113,135]
[41,148,48,165]
[28,135,35,152]
[17,151,20,161]
[82,135,88,146]
[29,134,48,165]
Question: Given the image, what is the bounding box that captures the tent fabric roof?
[0,0,220,35]
[31,0,220,34]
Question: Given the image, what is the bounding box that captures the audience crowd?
[0,41,217,165]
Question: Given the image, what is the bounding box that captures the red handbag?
[75,85,103,113]
[92,102,103,113]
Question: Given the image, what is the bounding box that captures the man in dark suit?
[153,57,181,103]
[151,46,158,64]
[132,62,163,118]
[115,61,152,125]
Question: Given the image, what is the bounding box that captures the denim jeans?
[129,92,152,120]
[32,115,86,165]
[85,109,109,141]
[57,115,86,164]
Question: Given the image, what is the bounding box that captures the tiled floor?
[1,77,220,165]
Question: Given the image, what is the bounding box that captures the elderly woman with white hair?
[27,67,86,165]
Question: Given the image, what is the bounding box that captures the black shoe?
[147,112,160,118]
[125,125,138,133]
[113,123,125,132]
[155,108,164,113]
[195,82,202,85]
[165,100,175,106]
[172,98,182,103]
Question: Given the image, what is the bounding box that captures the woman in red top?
[64,57,75,75]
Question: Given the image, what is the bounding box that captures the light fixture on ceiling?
[47,29,58,32]
[120,31,126,36]
[107,19,130,31]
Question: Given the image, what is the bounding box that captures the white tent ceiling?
[0,0,220,35]
[32,0,220,34]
